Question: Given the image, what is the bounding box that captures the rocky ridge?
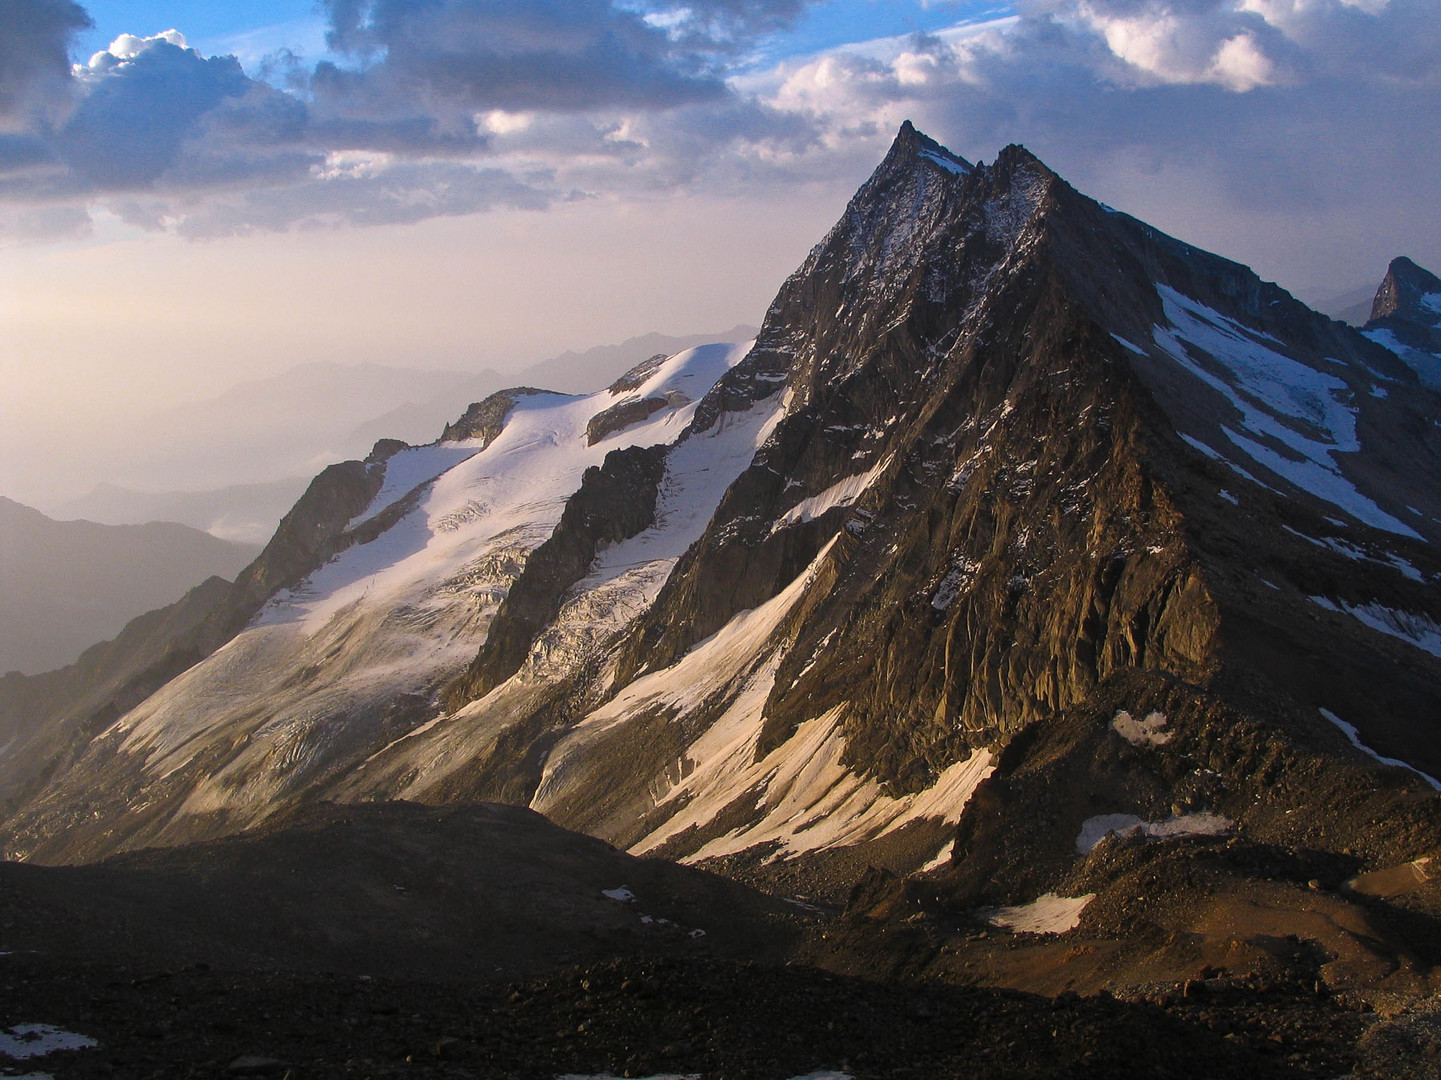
[3,124,1441,1023]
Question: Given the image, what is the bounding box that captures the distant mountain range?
[55,478,313,545]
[0,498,258,675]
[42,326,757,544]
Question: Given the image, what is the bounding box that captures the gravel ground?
[0,952,1368,1080]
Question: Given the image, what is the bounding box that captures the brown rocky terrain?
[0,801,1382,1079]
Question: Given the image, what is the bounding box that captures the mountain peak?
[1371,255,1441,322]
[884,120,972,176]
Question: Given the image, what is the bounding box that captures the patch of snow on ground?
[1308,597,1441,658]
[980,893,1095,934]
[1111,710,1171,747]
[1076,812,1231,854]
[773,457,889,532]
[601,886,635,902]
[1283,526,1425,582]
[1111,333,1147,355]
[1154,286,1418,536]
[0,1024,98,1060]
[1319,708,1441,790]
[931,558,978,611]
[920,839,956,872]
[348,443,486,529]
[919,148,969,175]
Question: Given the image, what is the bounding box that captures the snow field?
[349,349,790,802]
[1153,286,1418,537]
[104,343,762,823]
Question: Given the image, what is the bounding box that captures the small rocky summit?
[1369,255,1441,324]
[1362,255,1441,387]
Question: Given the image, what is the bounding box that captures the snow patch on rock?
[1153,286,1418,536]
[1110,710,1171,747]
[1319,708,1441,790]
[980,893,1094,934]
[1364,326,1441,390]
[1076,812,1231,854]
[1308,596,1441,659]
[773,457,889,532]
[0,1024,98,1060]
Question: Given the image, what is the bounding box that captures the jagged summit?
[888,118,974,176]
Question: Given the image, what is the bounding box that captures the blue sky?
[73,1,1015,76]
[76,2,323,55]
[1,0,1439,504]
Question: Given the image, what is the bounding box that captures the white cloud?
[1208,31,1273,88]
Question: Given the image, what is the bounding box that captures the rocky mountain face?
[6,124,1441,1005]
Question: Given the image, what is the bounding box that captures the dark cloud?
[658,0,809,50]
[0,0,817,237]
[0,0,90,123]
[315,0,732,114]
[0,132,55,171]
[55,38,254,189]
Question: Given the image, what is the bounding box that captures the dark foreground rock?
[0,801,800,981]
[0,953,1369,1080]
[0,799,1402,1079]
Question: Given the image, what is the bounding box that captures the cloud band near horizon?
[0,0,1435,292]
